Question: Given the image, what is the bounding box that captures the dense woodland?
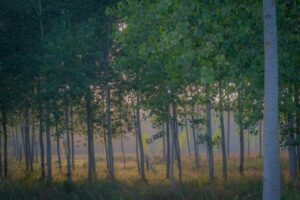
[0,0,299,200]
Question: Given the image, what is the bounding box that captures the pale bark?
[191,113,200,170]
[227,110,230,159]
[70,104,75,170]
[205,85,214,181]
[64,101,72,184]
[136,94,146,181]
[219,82,227,179]
[39,101,45,179]
[259,121,262,157]
[166,120,171,178]
[185,114,191,158]
[54,115,62,173]
[263,0,280,198]
[45,103,52,183]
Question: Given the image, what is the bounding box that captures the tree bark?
[185,114,191,159]
[121,132,126,169]
[191,113,200,170]
[227,110,230,159]
[218,83,227,179]
[39,101,45,179]
[287,113,297,182]
[54,115,62,173]
[64,100,72,184]
[205,85,214,181]
[166,120,171,178]
[86,96,96,181]
[136,94,146,181]
[1,109,8,178]
[45,103,52,183]
[70,104,75,170]
[239,126,244,174]
[259,121,262,158]
[172,104,182,184]
[263,0,280,198]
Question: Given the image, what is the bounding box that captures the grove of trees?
[0,0,299,199]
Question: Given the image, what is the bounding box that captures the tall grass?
[0,154,299,200]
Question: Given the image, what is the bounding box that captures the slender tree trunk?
[1,109,8,178]
[239,126,244,174]
[45,103,52,183]
[162,124,166,160]
[219,82,227,179]
[39,102,45,179]
[191,113,200,170]
[24,102,33,172]
[172,104,182,183]
[70,104,75,170]
[205,85,214,181]
[166,120,171,178]
[103,123,109,171]
[259,121,262,158]
[38,0,45,178]
[294,83,300,172]
[54,116,62,173]
[136,94,146,181]
[104,63,114,182]
[287,113,297,182]
[227,110,230,159]
[248,132,250,156]
[169,115,174,179]
[86,96,95,181]
[263,0,280,199]
[121,132,126,169]
[0,126,2,180]
[64,100,72,184]
[31,122,35,164]
[185,114,191,159]
[135,129,140,175]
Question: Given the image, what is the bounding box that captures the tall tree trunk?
[70,104,75,170]
[45,103,52,183]
[172,104,182,183]
[238,93,244,175]
[136,94,146,181]
[259,121,262,158]
[185,113,191,159]
[263,0,280,198]
[294,82,300,172]
[239,126,244,174]
[162,124,166,160]
[38,0,45,179]
[121,132,126,169]
[64,100,72,184]
[24,102,33,172]
[0,125,2,180]
[166,120,171,178]
[219,82,227,179]
[103,123,109,171]
[227,110,230,159]
[1,109,8,178]
[31,123,35,164]
[191,113,200,171]
[54,116,62,173]
[205,85,214,181]
[39,101,45,179]
[287,113,297,182]
[247,132,250,156]
[86,96,96,181]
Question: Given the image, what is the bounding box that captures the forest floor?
[0,154,299,200]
